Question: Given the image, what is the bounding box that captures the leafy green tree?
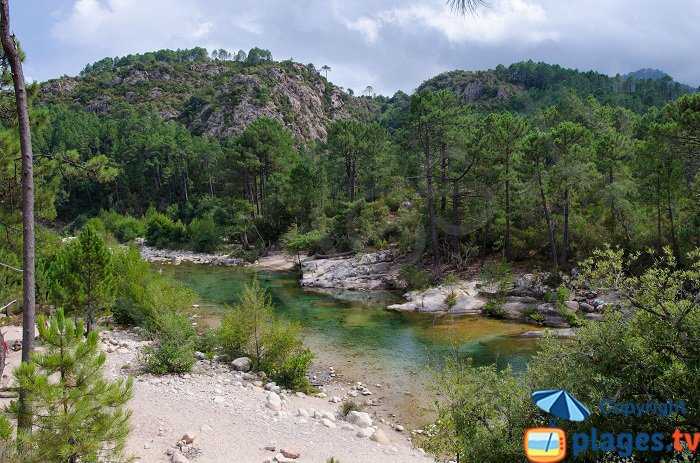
[549,121,598,265]
[405,89,463,278]
[484,112,529,261]
[6,309,133,463]
[49,224,115,333]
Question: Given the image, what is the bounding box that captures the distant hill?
[416,61,694,114]
[37,52,696,143]
[38,48,372,143]
[623,68,697,93]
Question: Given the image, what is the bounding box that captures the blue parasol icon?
[532,389,591,422]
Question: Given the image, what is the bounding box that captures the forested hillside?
[2,48,698,284]
[418,60,695,113]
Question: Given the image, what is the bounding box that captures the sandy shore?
[0,325,433,463]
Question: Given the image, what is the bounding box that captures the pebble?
[280,449,300,459]
[200,424,213,432]
[264,440,277,451]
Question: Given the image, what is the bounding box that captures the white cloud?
[234,15,263,35]
[50,0,214,55]
[344,16,381,44]
[342,0,558,46]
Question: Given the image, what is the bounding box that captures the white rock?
[356,427,375,438]
[297,408,309,418]
[200,424,213,432]
[371,429,391,445]
[171,453,189,463]
[266,392,282,411]
[213,396,225,404]
[231,357,252,372]
[395,425,405,432]
[346,411,373,428]
[321,418,336,428]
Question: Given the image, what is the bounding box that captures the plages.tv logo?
[524,389,591,463]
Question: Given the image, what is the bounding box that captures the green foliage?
[482,301,507,319]
[49,224,115,331]
[399,265,430,291]
[282,224,323,264]
[144,311,196,374]
[419,359,529,463]
[195,328,220,357]
[145,207,186,249]
[522,307,544,323]
[6,309,132,463]
[98,210,145,243]
[339,399,363,418]
[111,246,194,330]
[479,261,514,296]
[188,215,221,253]
[425,247,700,462]
[217,278,313,390]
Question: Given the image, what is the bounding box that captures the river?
[158,263,542,428]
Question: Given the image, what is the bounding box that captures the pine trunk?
[1,0,36,435]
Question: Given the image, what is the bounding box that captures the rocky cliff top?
[39,59,370,144]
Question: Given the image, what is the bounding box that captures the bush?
[188,215,221,253]
[99,210,145,243]
[217,278,313,391]
[112,246,194,331]
[144,311,196,374]
[339,399,363,418]
[145,207,186,249]
[483,301,506,319]
[399,265,430,291]
[523,307,544,323]
[195,328,220,357]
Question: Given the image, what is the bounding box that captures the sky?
[9,0,700,95]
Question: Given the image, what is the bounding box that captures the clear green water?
[157,263,541,425]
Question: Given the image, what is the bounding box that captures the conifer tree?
[7,309,133,463]
[50,224,115,333]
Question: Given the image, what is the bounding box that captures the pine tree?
[7,309,133,463]
[50,224,115,333]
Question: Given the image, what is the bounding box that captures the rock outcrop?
[387,281,487,314]
[300,251,398,290]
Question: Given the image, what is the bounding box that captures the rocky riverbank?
[138,239,243,266]
[387,281,486,314]
[0,325,432,463]
[386,271,616,330]
[300,251,399,290]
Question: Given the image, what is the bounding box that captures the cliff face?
[39,60,364,143]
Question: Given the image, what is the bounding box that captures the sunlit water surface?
[158,263,542,426]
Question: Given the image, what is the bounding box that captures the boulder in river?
[301,251,398,290]
[387,280,486,314]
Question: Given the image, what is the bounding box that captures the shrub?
[445,290,458,308]
[145,207,186,249]
[523,307,544,323]
[483,301,506,319]
[188,215,221,253]
[339,399,363,418]
[195,328,220,356]
[399,265,430,291]
[557,305,580,327]
[144,311,196,374]
[218,278,313,390]
[99,210,145,243]
[112,246,194,331]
